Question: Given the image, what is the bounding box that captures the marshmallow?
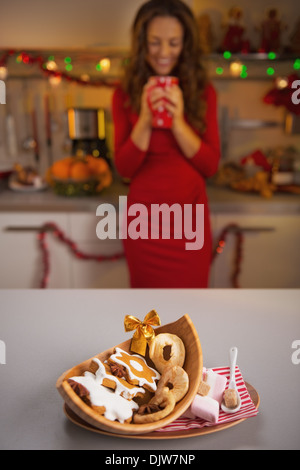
[182,368,227,423]
[184,395,219,423]
[203,368,227,405]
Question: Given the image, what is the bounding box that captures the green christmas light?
[268,52,276,60]
[267,67,275,76]
[293,58,300,70]
[96,63,102,71]
[65,64,73,71]
[240,64,248,78]
[223,51,232,59]
[64,56,72,64]
[216,67,224,75]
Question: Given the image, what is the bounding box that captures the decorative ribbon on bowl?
[124,310,161,356]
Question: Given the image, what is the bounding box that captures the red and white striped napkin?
[156,366,259,433]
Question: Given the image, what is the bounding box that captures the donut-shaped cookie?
[156,365,189,402]
[149,333,185,373]
[133,387,176,424]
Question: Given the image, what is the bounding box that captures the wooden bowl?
[56,314,202,435]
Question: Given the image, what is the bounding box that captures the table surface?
[0,288,299,450]
[0,181,299,215]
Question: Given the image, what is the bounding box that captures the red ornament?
[263,73,300,116]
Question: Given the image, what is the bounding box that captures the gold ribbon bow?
[124,310,161,356]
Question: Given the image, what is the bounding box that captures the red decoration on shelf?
[221,6,250,53]
[240,149,272,171]
[37,222,124,288]
[263,73,300,115]
[257,8,287,53]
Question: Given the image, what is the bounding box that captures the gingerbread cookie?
[107,347,161,392]
[89,357,145,400]
[67,374,138,423]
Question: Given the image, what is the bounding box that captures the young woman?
[112,0,220,288]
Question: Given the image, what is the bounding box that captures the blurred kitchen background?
[0,0,299,289]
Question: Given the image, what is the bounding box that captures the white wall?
[0,0,193,49]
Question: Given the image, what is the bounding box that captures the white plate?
[8,176,47,192]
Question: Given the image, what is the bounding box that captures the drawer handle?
[4,225,56,232]
[229,226,276,233]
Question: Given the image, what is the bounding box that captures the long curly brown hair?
[122,0,208,133]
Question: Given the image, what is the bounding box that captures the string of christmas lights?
[0,49,121,87]
[1,49,300,86]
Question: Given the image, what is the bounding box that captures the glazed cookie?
[67,374,139,423]
[149,333,185,373]
[107,347,160,392]
[89,357,146,400]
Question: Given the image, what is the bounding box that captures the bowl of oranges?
[46,155,112,197]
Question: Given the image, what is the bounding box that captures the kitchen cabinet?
[0,186,300,289]
[68,213,129,288]
[0,211,129,288]
[0,212,71,288]
[210,213,300,288]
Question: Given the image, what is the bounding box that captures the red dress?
[112,83,220,288]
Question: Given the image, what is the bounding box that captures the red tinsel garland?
[37,222,124,288]
[37,222,244,289]
[211,223,244,288]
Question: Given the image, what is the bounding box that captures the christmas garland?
[37,222,125,288]
[37,222,244,289]
[0,49,120,87]
[211,223,244,288]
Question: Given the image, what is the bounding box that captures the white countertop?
[0,182,125,213]
[0,288,299,450]
[0,179,299,214]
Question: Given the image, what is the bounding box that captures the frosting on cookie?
[108,347,160,392]
[69,372,139,423]
[91,357,145,400]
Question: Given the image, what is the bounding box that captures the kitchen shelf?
[1,49,299,82]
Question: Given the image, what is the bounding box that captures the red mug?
[147,76,178,128]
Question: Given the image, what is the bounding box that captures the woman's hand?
[164,84,202,159]
[131,78,157,151]
[163,84,185,127]
[139,79,155,128]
